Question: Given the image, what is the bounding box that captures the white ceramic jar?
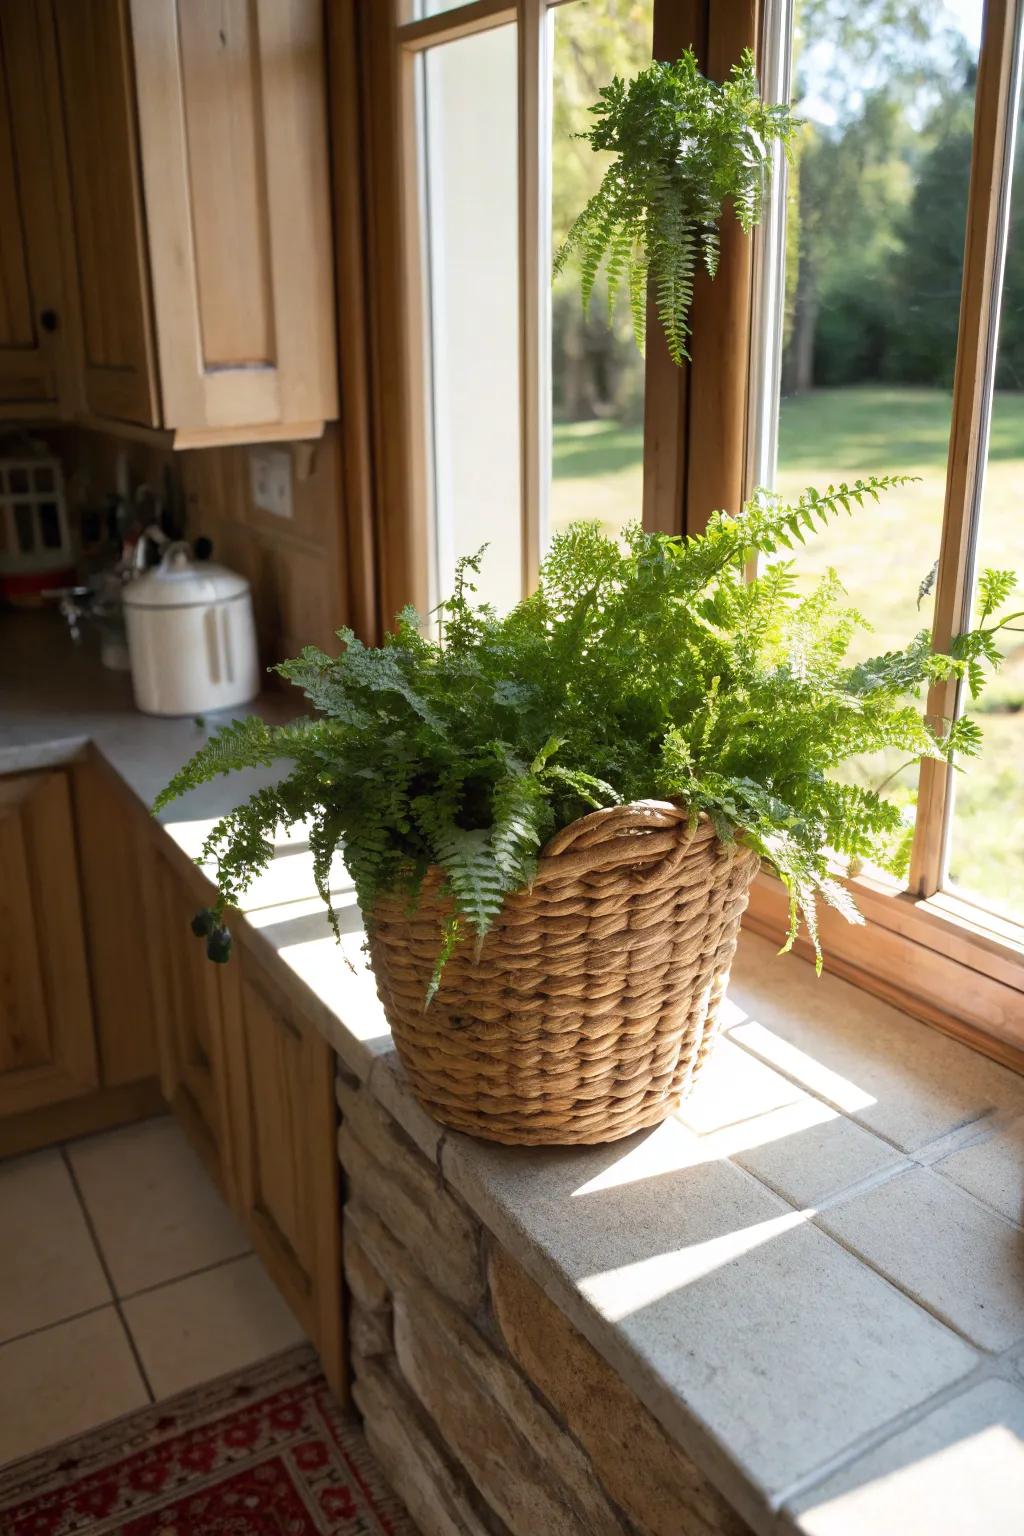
[123,542,259,717]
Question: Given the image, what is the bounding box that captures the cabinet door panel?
[146,849,233,1193]
[52,0,159,425]
[129,0,336,438]
[222,945,343,1396]
[0,773,98,1116]
[71,760,159,1087]
[0,1,71,413]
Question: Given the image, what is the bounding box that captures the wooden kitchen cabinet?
[146,846,236,1198]
[220,942,344,1396]
[70,757,160,1088]
[129,0,337,446]
[0,0,337,443]
[0,772,98,1117]
[49,0,161,427]
[0,2,76,417]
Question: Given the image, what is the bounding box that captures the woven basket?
[367,801,760,1146]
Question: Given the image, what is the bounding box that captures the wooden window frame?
[743,0,1024,1071]
[357,0,1024,1071]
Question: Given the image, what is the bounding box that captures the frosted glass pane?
[422,25,521,613]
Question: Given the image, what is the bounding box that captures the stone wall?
[336,1072,752,1536]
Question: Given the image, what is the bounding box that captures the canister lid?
[122,541,250,609]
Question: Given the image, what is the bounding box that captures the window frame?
[361,0,1024,1069]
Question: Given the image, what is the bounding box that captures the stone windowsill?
[3,613,1024,1536]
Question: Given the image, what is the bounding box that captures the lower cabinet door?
[146,848,234,1196]
[0,772,98,1116]
[220,943,344,1397]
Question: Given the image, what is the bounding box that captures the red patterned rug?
[0,1345,417,1535]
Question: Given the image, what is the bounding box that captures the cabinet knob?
[39,309,59,333]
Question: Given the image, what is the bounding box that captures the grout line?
[770,1352,1003,1517]
[0,1300,112,1351]
[804,1199,988,1353]
[60,1147,157,1405]
[117,1247,254,1305]
[723,1023,1021,1169]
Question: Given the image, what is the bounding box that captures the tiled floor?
[0,1114,305,1467]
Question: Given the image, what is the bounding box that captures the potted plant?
[553,47,798,364]
[156,498,1018,1146]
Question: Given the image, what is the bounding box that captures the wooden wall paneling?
[70,755,159,1088]
[51,0,160,426]
[129,0,337,440]
[0,772,99,1118]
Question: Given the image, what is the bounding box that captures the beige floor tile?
[0,1150,110,1344]
[123,1254,304,1399]
[0,1309,147,1465]
[934,1117,1024,1228]
[818,1166,1024,1350]
[788,1379,1024,1536]
[68,1116,249,1297]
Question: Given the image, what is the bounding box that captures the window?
[746,0,1024,1056]
[373,0,1024,1062]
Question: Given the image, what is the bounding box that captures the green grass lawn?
[552,386,1024,915]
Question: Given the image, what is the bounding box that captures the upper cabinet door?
[0,2,73,416]
[128,0,338,445]
[51,0,160,426]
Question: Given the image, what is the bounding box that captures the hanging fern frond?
[553,48,797,364]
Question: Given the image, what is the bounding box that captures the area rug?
[0,1344,416,1535]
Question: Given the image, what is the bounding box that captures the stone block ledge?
[5,617,1022,1536]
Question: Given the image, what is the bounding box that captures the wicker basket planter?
[368,801,760,1146]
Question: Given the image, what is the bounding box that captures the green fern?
[553,48,797,365]
[155,479,1018,993]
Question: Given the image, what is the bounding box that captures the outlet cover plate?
[249,447,292,519]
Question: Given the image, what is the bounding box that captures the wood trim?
[328,0,381,643]
[359,0,432,624]
[518,0,548,592]
[684,0,759,533]
[398,0,516,51]
[910,0,1022,896]
[171,421,326,451]
[744,870,1024,1073]
[642,0,706,536]
[0,1080,165,1160]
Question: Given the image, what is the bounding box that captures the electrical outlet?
[249,447,293,519]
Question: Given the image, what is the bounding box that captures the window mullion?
[909,0,1024,898]
[517,0,549,594]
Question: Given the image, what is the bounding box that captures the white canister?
[123,542,260,717]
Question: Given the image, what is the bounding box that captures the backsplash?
[48,425,348,676]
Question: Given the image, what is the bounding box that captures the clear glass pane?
[769,0,981,859]
[549,0,653,544]
[421,25,521,612]
[947,92,1024,917]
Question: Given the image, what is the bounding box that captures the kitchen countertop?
[4,610,1024,1536]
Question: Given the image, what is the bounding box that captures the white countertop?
[4,610,1024,1536]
